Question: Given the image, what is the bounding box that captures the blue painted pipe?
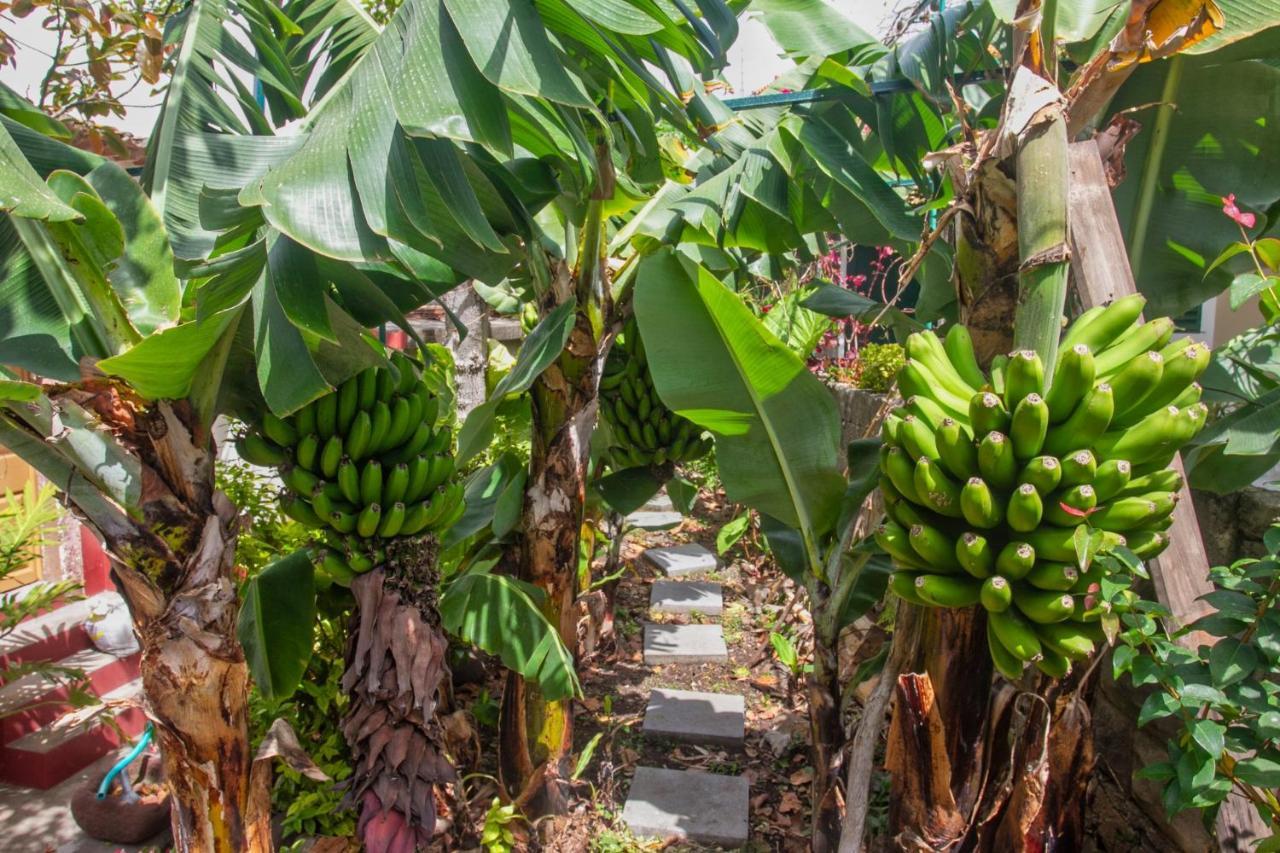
[96,722,154,801]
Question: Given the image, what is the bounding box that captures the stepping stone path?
[625,493,684,530]
[642,542,717,576]
[650,579,722,615]
[624,506,750,847]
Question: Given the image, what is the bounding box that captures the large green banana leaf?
[635,248,846,567]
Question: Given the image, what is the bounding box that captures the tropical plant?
[1114,525,1280,840]
[0,482,98,716]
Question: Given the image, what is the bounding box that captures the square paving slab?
[622,766,749,846]
[626,508,683,529]
[643,688,744,745]
[642,543,717,577]
[643,623,727,664]
[650,579,723,615]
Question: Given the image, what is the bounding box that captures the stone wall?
[1192,486,1280,566]
[827,382,889,450]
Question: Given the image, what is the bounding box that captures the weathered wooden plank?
[1067,139,1213,630]
[1068,139,1265,851]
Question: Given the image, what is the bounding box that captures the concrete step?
[622,766,749,847]
[650,579,722,616]
[643,623,727,665]
[642,543,717,577]
[643,688,744,746]
[0,679,147,790]
[0,648,141,744]
[0,597,100,670]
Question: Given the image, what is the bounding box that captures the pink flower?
[1223,194,1257,229]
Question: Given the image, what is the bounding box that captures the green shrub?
[854,343,905,393]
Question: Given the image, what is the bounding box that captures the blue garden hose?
[96,723,154,801]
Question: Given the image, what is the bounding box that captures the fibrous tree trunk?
[5,385,269,851]
[500,184,610,814]
[342,539,454,853]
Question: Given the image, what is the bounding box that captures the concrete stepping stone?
[644,623,727,665]
[622,766,749,846]
[643,688,744,745]
[626,507,683,529]
[642,542,717,577]
[650,579,722,615]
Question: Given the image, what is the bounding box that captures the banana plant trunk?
[9,390,269,851]
[807,597,845,852]
[884,63,1096,850]
[500,193,609,814]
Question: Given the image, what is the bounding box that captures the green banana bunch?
[599,316,711,473]
[237,350,465,587]
[877,298,1209,679]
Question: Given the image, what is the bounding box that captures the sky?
[3,0,903,138]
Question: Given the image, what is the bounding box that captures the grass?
[721,602,747,644]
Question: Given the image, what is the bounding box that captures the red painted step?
[0,647,141,743]
[0,596,98,673]
[0,679,147,790]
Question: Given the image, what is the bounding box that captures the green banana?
[980,575,1013,613]
[320,434,343,479]
[421,455,455,496]
[1059,450,1097,488]
[384,422,433,465]
[377,502,406,538]
[906,331,979,399]
[1115,342,1210,426]
[293,402,317,438]
[989,354,1008,397]
[899,360,969,420]
[375,366,396,403]
[1127,530,1169,559]
[989,606,1042,661]
[1092,459,1132,502]
[356,503,382,538]
[907,395,951,432]
[424,426,452,455]
[1025,562,1079,592]
[1025,525,1087,563]
[357,367,378,411]
[383,463,410,505]
[1043,382,1113,457]
[877,520,928,568]
[405,455,431,503]
[956,532,995,579]
[1004,350,1045,410]
[316,393,338,439]
[1045,484,1097,527]
[891,572,931,607]
[897,415,939,462]
[1006,483,1044,533]
[421,482,464,531]
[285,464,320,497]
[1018,456,1062,495]
[1035,646,1072,678]
[913,457,963,518]
[1012,586,1075,624]
[1096,317,1175,375]
[318,549,356,586]
[262,413,298,448]
[346,410,372,462]
[393,351,419,394]
[295,433,320,471]
[996,541,1036,580]
[977,431,1017,492]
[1090,495,1174,532]
[1061,294,1144,352]
[382,396,413,450]
[944,324,986,390]
[914,574,982,608]
[969,392,1011,438]
[960,477,1004,530]
[1010,393,1049,459]
[988,620,1027,678]
[909,523,962,572]
[359,461,383,508]
[337,459,360,505]
[1091,405,1182,466]
[1037,621,1097,661]
[1108,351,1165,423]
[281,493,323,527]
[367,402,391,455]
[329,508,357,535]
[1117,469,1183,499]
[238,433,289,467]
[337,377,360,433]
[1045,344,1095,423]
[882,447,924,505]
[936,418,979,480]
[398,499,432,536]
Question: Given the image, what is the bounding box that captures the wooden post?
[1067,138,1265,851]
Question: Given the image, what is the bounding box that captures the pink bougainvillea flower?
[1222,194,1257,229]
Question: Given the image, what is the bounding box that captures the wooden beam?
[1067,139,1265,851]
[1067,139,1213,630]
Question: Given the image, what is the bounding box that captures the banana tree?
[225,0,757,816]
